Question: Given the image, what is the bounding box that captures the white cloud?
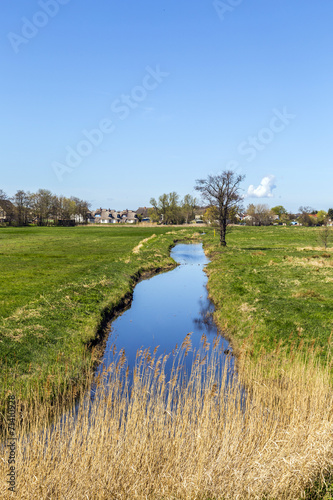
[246,175,276,198]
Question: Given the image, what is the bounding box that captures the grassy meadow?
[1,224,333,499]
[0,225,199,405]
[203,225,333,360]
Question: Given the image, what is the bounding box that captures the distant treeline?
[0,188,90,226]
[149,193,198,224]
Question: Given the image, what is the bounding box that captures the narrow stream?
[96,242,234,382]
[9,243,237,452]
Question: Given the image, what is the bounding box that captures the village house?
[88,208,138,224]
[0,205,7,223]
[0,200,15,224]
[136,207,150,221]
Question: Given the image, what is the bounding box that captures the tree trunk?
[219,221,227,246]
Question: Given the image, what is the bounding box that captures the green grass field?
[204,225,333,361]
[0,225,199,402]
[202,225,333,498]
[1,224,333,499]
[1,225,332,393]
[1,224,332,403]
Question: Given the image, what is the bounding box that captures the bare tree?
[12,190,30,225]
[181,194,197,224]
[29,189,55,226]
[73,197,91,224]
[246,203,274,226]
[195,171,245,246]
[0,189,15,225]
[318,225,332,250]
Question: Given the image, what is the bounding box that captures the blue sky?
[1,1,332,212]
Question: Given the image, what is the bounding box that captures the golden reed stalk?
[1,335,332,499]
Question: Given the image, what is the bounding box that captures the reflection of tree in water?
[193,300,216,334]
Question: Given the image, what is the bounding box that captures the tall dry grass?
[1,334,333,499]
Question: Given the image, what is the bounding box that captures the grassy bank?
[0,226,199,406]
[201,225,333,499]
[203,225,333,361]
[1,225,333,499]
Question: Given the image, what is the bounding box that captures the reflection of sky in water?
[97,243,233,378]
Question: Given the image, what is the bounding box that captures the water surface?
[97,243,234,379]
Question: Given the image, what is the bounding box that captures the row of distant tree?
[297,206,333,226]
[243,204,333,227]
[148,194,333,228]
[0,189,90,226]
[151,172,333,246]
[1,179,332,237]
[149,193,198,224]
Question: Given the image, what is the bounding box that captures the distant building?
[136,207,151,219]
[88,208,138,224]
[0,200,15,224]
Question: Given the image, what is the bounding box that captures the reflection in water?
[96,243,235,386]
[39,244,239,444]
[193,300,216,333]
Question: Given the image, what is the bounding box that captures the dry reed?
[1,335,332,499]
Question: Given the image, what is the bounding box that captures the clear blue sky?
[1,1,332,212]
